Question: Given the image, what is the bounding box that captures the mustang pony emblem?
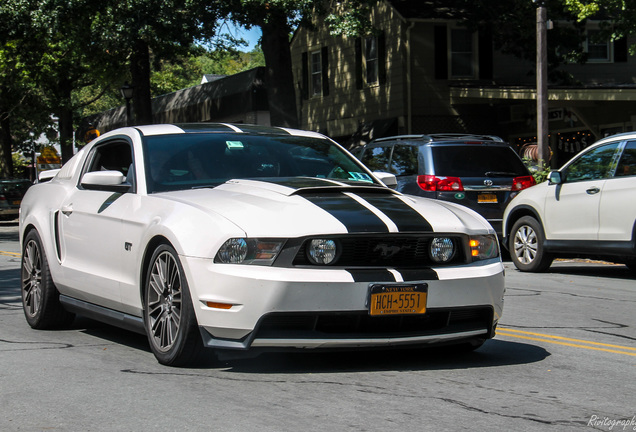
[373,243,402,258]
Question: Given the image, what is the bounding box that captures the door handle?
[586,187,600,195]
[61,204,73,216]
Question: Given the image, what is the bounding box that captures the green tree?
[0,5,60,176]
[91,0,228,127]
[564,0,636,53]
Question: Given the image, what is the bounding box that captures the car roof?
[133,123,327,139]
[590,131,636,146]
[365,133,507,147]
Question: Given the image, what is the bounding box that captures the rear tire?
[509,216,553,272]
[21,230,75,329]
[144,244,204,366]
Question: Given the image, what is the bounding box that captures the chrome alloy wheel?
[513,224,538,265]
[22,239,43,318]
[147,251,183,352]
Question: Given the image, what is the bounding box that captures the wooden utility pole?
[536,1,550,165]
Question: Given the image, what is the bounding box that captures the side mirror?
[38,169,60,183]
[81,170,130,192]
[373,171,398,189]
[548,171,562,185]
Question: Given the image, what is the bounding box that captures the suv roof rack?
[372,133,505,143]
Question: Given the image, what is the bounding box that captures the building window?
[311,51,322,96]
[586,29,612,63]
[355,33,385,89]
[450,28,476,78]
[365,36,379,85]
[302,47,329,100]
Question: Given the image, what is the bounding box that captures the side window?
[390,145,418,176]
[565,142,620,183]
[360,146,392,172]
[615,141,636,177]
[84,140,134,182]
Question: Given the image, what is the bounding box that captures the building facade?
[290,1,636,168]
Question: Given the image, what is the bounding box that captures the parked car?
[19,124,504,366]
[503,132,636,273]
[0,178,32,220]
[356,134,535,236]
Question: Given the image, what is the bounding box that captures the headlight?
[307,239,338,265]
[215,238,285,265]
[429,237,456,263]
[469,235,500,261]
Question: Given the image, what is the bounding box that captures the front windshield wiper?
[485,171,518,177]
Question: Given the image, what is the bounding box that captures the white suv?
[502,132,636,273]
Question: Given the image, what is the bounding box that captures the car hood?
[156,178,493,237]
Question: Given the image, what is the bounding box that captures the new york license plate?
[368,283,427,316]
[478,193,497,203]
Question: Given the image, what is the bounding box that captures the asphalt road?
[1,220,635,431]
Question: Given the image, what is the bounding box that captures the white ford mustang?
[20,124,504,366]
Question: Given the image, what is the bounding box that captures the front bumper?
[181,256,505,351]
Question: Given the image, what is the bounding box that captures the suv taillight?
[417,175,464,192]
[512,175,536,191]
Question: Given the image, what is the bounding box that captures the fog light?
[307,239,338,265]
[429,237,455,263]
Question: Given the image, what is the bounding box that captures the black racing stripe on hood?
[346,269,396,283]
[395,268,439,281]
[303,193,389,233]
[355,193,434,232]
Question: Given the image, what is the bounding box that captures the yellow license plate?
[12,200,21,205]
[478,193,497,203]
[369,284,427,316]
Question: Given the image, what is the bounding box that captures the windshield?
[143,133,378,193]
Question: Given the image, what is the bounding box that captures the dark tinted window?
[615,141,636,177]
[390,145,418,176]
[360,146,391,172]
[431,145,528,177]
[565,142,619,182]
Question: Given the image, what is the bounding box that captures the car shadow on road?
[538,262,633,280]
[217,339,550,374]
[73,314,550,373]
[73,316,152,352]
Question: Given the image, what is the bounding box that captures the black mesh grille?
[293,235,465,267]
[254,307,492,340]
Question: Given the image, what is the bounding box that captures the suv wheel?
[509,216,553,272]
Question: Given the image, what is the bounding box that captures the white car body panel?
[543,179,603,240]
[20,124,506,357]
[598,176,636,240]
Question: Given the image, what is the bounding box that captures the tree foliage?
[565,0,636,53]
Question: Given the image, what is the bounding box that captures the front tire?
[509,216,553,272]
[144,244,203,366]
[21,230,75,329]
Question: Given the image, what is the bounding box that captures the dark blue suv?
[357,134,535,236]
